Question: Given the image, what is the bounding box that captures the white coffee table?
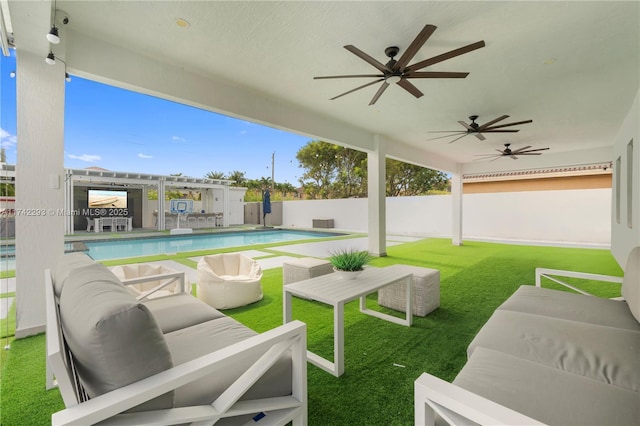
[283,267,413,377]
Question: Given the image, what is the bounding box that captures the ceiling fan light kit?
[314,24,485,105]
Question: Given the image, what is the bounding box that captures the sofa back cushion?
[621,246,640,323]
[59,262,174,410]
[52,252,96,297]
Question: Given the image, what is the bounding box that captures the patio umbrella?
[262,189,271,226]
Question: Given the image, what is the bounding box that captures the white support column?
[223,184,230,227]
[141,185,148,228]
[64,171,74,234]
[157,179,165,231]
[367,135,387,257]
[451,166,463,246]
[15,51,66,337]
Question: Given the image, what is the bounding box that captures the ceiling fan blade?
[495,149,505,154]
[458,120,475,131]
[482,130,520,133]
[329,78,385,100]
[478,115,509,131]
[517,152,544,155]
[474,133,486,141]
[406,71,469,78]
[314,74,384,79]
[428,130,468,133]
[447,133,471,144]
[485,119,533,130]
[510,155,519,160]
[397,78,424,98]
[406,40,486,72]
[395,24,437,71]
[511,145,532,154]
[473,153,504,161]
[344,45,392,73]
[369,82,390,105]
[519,147,550,153]
[427,132,467,141]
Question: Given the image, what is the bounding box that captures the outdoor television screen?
[88,189,128,209]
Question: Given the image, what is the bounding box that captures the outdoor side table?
[283,267,413,377]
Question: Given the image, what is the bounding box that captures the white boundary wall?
[282,188,612,247]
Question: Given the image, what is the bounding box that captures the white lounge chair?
[197,253,263,309]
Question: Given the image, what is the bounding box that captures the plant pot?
[333,267,363,280]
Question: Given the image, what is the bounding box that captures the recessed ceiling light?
[543,57,557,65]
[175,18,190,28]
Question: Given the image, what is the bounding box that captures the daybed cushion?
[498,285,640,331]
[453,346,640,426]
[621,246,640,323]
[52,252,96,297]
[164,316,292,407]
[59,263,174,410]
[144,293,225,333]
[467,309,640,391]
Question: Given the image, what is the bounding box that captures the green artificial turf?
[0,239,623,425]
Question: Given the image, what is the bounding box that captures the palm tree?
[205,171,226,180]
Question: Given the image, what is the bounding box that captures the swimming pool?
[85,229,341,260]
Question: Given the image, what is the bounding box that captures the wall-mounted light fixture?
[47,26,60,44]
[9,70,15,78]
[46,0,69,45]
[45,51,56,65]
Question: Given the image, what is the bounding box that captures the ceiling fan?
[474,143,549,161]
[314,24,485,105]
[428,115,533,143]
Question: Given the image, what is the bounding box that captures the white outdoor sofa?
[45,253,307,426]
[415,246,640,426]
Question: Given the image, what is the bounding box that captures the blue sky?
[1,51,310,184]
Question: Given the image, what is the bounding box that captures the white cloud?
[67,154,101,163]
[0,128,17,148]
[138,153,153,159]
[172,136,187,143]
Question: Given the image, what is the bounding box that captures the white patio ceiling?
[4,1,639,175]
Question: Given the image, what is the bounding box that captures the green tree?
[205,171,226,180]
[296,140,449,198]
[334,148,367,198]
[227,170,247,187]
[296,141,340,199]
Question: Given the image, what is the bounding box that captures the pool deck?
[0,228,427,319]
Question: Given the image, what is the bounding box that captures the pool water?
[85,229,340,260]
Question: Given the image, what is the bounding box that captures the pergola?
[0,163,234,233]
[1,1,638,337]
[66,166,233,233]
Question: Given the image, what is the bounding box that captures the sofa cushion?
[143,293,225,333]
[453,346,640,426]
[621,246,640,323]
[467,310,640,391]
[52,252,96,297]
[59,262,174,410]
[498,285,640,331]
[164,317,292,408]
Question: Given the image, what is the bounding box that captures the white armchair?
[111,263,187,300]
[197,253,263,309]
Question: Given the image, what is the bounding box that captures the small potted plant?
[328,248,372,280]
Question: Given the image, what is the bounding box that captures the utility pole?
[271,151,275,188]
